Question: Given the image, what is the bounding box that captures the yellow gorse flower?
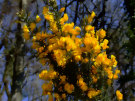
[22,4,121,100]
[30,23,36,31]
[100,39,109,50]
[88,11,96,23]
[116,90,123,101]
[23,32,30,40]
[43,6,49,15]
[39,70,57,80]
[59,7,65,13]
[60,13,68,25]
[96,29,106,39]
[36,15,41,23]
[78,77,88,91]
[87,88,100,99]
[44,14,54,21]
[23,25,29,33]
[42,81,53,95]
[64,83,74,94]
[22,24,30,40]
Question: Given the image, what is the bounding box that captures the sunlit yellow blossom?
[29,6,120,100]
[87,88,100,99]
[39,70,47,79]
[107,79,112,86]
[84,35,98,49]
[83,58,89,63]
[104,67,113,79]
[50,21,58,33]
[71,29,79,35]
[64,83,74,94]
[93,44,101,54]
[66,38,77,51]
[74,38,82,45]
[100,39,109,50]
[35,32,41,40]
[62,23,74,34]
[111,55,117,67]
[116,90,123,101]
[78,77,88,91]
[42,81,53,95]
[59,7,65,13]
[85,25,94,32]
[41,32,48,39]
[32,36,36,41]
[113,69,120,79]
[113,74,118,79]
[94,52,111,67]
[108,72,113,79]
[39,70,57,80]
[63,13,68,22]
[53,49,67,66]
[91,11,96,18]
[44,14,54,21]
[91,65,97,74]
[48,45,53,51]
[60,75,66,83]
[88,11,96,23]
[23,25,29,33]
[85,33,91,37]
[60,13,68,25]
[39,52,47,58]
[75,26,81,32]
[36,15,41,23]
[98,29,106,39]
[48,38,57,44]
[74,55,82,62]
[88,16,92,23]
[30,23,36,31]
[62,93,66,99]
[60,18,65,25]
[37,47,44,53]
[23,33,30,40]
[32,42,39,49]
[92,76,98,83]
[69,26,81,35]
[115,69,120,74]
[43,6,49,15]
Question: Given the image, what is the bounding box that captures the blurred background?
[0,0,135,101]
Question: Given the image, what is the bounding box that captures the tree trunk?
[10,0,29,101]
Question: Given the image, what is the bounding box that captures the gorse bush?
[22,0,123,100]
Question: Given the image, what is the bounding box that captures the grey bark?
[10,0,29,101]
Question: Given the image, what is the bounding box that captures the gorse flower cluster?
[22,1,123,100]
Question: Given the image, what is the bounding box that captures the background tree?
[0,0,48,101]
[117,0,135,100]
